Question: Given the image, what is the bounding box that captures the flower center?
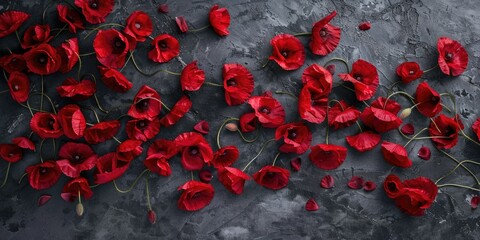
[409,70,415,75]
[135,23,141,29]
[13,85,19,91]
[445,52,453,62]
[66,15,74,22]
[8,153,14,157]
[430,96,440,103]
[89,1,99,9]
[159,41,168,49]
[281,51,288,57]
[354,74,363,81]
[320,28,327,37]
[137,100,149,111]
[37,55,47,65]
[260,107,270,114]
[189,146,199,155]
[287,129,297,139]
[11,57,17,63]
[265,172,277,179]
[137,120,147,129]
[112,37,126,54]
[444,127,454,135]
[48,119,55,129]
[192,192,201,199]
[226,79,237,86]
[40,167,48,174]
[74,155,80,160]
[387,182,398,192]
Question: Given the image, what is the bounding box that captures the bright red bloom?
[339,59,379,101]
[160,95,192,127]
[428,114,464,149]
[298,83,329,124]
[364,181,376,191]
[24,43,62,75]
[381,141,412,168]
[383,175,403,199]
[269,34,305,70]
[74,0,114,24]
[193,120,209,134]
[417,146,431,160]
[128,85,162,120]
[181,61,205,92]
[56,77,96,101]
[218,167,250,195]
[124,11,153,45]
[57,38,79,73]
[57,142,97,178]
[94,152,131,184]
[58,104,86,139]
[348,176,364,189]
[177,180,215,211]
[239,112,257,133]
[305,198,320,211]
[211,146,239,168]
[275,122,312,154]
[415,82,442,117]
[61,177,93,202]
[248,93,285,128]
[302,63,333,85]
[93,29,129,69]
[30,112,63,139]
[253,165,290,190]
[396,62,423,84]
[223,63,254,106]
[12,137,35,151]
[175,16,188,33]
[0,11,30,38]
[116,140,143,162]
[358,21,371,31]
[209,5,230,36]
[437,37,468,76]
[84,120,121,144]
[472,117,480,141]
[320,175,334,189]
[400,123,415,135]
[147,139,177,160]
[57,5,84,33]
[310,11,341,56]
[26,161,61,190]
[309,144,347,170]
[0,53,27,73]
[0,144,22,163]
[145,156,171,176]
[21,25,52,49]
[328,100,361,129]
[346,131,381,152]
[126,118,161,142]
[98,66,132,93]
[148,34,180,63]
[175,132,213,171]
[360,97,402,133]
[290,157,301,171]
[7,71,29,103]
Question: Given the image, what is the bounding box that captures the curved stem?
[40,75,44,111]
[204,81,223,87]
[0,162,11,188]
[440,103,452,113]
[190,171,194,181]
[18,172,27,184]
[274,91,298,100]
[0,89,9,94]
[325,106,329,144]
[216,117,238,149]
[31,92,57,114]
[261,59,270,69]
[438,148,480,186]
[236,129,259,143]
[423,64,438,74]
[292,32,312,37]
[52,24,68,39]
[435,160,480,184]
[130,52,180,76]
[84,107,100,123]
[189,25,210,32]
[384,91,415,109]
[272,152,281,166]
[403,128,427,147]
[113,136,122,144]
[241,139,276,172]
[79,52,96,57]
[74,52,82,80]
[84,23,125,39]
[42,1,54,24]
[324,58,350,73]
[113,169,149,193]
[15,31,21,45]
[145,172,152,210]
[39,138,46,163]
[437,183,480,192]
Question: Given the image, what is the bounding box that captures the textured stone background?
[0,0,480,239]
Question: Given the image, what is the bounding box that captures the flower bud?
[225,123,238,132]
[148,210,157,224]
[399,108,412,119]
[76,203,84,216]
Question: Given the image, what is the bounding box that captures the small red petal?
[320,175,334,189]
[471,196,480,209]
[363,181,377,192]
[418,146,431,160]
[400,123,415,135]
[290,157,301,172]
[305,198,319,211]
[358,22,371,31]
[348,176,364,190]
[193,120,210,134]
[158,4,169,13]
[326,64,336,75]
[148,210,157,224]
[38,194,52,206]
[199,169,213,183]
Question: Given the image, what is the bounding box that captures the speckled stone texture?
[0,0,479,239]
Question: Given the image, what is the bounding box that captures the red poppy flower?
[144,156,171,176]
[396,62,423,84]
[472,117,480,141]
[223,63,254,106]
[302,63,333,85]
[360,97,402,133]
[175,16,188,33]
[24,43,62,75]
[30,112,63,139]
[74,0,114,24]
[178,181,214,211]
[0,144,22,163]
[290,157,301,171]
[175,132,213,171]
[57,5,84,33]
[56,77,96,101]
[211,146,239,168]
[128,85,161,120]
[124,11,153,45]
[248,94,285,128]
[21,25,52,49]
[57,142,97,178]
[94,152,131,184]
[417,146,431,160]
[93,29,129,69]
[309,144,347,170]
[358,21,371,31]
[348,176,364,189]
[0,10,30,38]
[269,34,305,70]
[310,11,341,56]
[339,59,379,101]
[0,53,27,73]
[400,123,415,135]
[305,198,320,211]
[181,61,205,92]
[364,181,376,191]
[26,160,62,190]
[7,71,29,103]
[346,131,381,152]
[253,165,290,190]
[193,120,209,134]
[437,37,468,76]
[57,38,79,73]
[160,95,192,127]
[116,139,143,162]
[383,174,404,198]
[126,118,161,142]
[199,169,212,183]
[61,177,93,202]
[328,100,361,129]
[239,112,257,133]
[275,122,312,154]
[415,82,442,117]
[320,175,334,189]
[209,5,230,36]
[98,66,132,93]
[12,137,35,151]
[84,120,121,144]
[428,114,464,149]
[298,81,329,124]
[58,104,86,139]
[381,141,412,168]
[147,139,177,160]
[218,167,250,195]
[148,34,180,63]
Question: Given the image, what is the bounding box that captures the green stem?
[15,31,21,45]
[0,162,11,188]
[261,59,270,69]
[272,152,281,166]
[423,64,438,74]
[236,129,259,143]
[0,89,9,94]
[113,136,122,144]
[438,148,480,186]
[84,23,125,39]
[190,171,194,181]
[205,81,223,87]
[40,75,44,111]
[403,128,427,147]
[52,24,68,39]
[39,138,45,163]
[145,172,152,210]
[31,92,57,114]
[113,169,149,193]
[130,52,180,76]
[241,139,276,172]
[216,117,238,149]
[18,172,27,184]
[437,183,480,192]
[189,25,210,32]
[324,57,350,73]
[435,160,480,184]
[292,32,312,37]
[79,52,96,57]
[274,91,298,100]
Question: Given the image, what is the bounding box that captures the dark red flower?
[218,167,250,195]
[396,62,423,84]
[310,11,340,56]
[472,117,480,141]
[328,100,361,129]
[309,144,347,170]
[7,71,29,103]
[339,59,379,101]
[199,170,213,183]
[381,141,412,168]
[305,198,320,211]
[253,165,290,190]
[98,66,133,93]
[61,177,93,202]
[348,176,364,190]
[158,4,169,13]
[160,95,192,127]
[239,112,257,133]
[400,123,415,135]
[148,34,180,63]
[298,83,329,124]
[0,10,30,38]
[290,157,301,172]
[211,146,239,168]
[84,120,121,144]
[320,175,334,189]
[30,112,63,139]
[269,34,305,70]
[126,118,161,142]
[248,93,285,128]
[193,120,209,134]
[12,137,35,151]
[175,16,188,33]
[360,97,402,133]
[144,156,171,176]
[437,37,468,76]
[147,139,177,160]
[223,63,254,106]
[346,131,381,152]
[0,144,22,163]
[181,61,205,92]
[57,142,97,178]
[56,77,96,101]
[94,152,131,184]
[471,196,480,209]
[177,180,215,211]
[415,82,442,117]
[128,85,162,120]
[175,132,213,171]
[116,139,143,162]
[74,0,114,24]
[417,146,431,160]
[124,11,153,44]
[0,53,27,73]
[57,38,79,73]
[57,5,84,33]
[21,25,52,49]
[428,114,464,149]
[209,5,230,36]
[358,21,371,31]
[383,175,403,199]
[58,104,86,139]
[26,161,61,190]
[93,29,129,69]
[275,122,312,154]
[364,181,376,191]
[24,43,62,75]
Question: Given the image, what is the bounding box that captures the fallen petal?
[320,175,334,189]
[199,169,213,183]
[363,181,377,192]
[400,123,415,135]
[471,196,480,209]
[38,194,52,206]
[418,146,431,160]
[348,176,364,190]
[305,198,319,211]
[290,157,301,172]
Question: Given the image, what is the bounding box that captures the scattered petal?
[199,169,213,183]
[401,123,415,135]
[38,195,52,206]
[194,120,210,134]
[364,181,377,192]
[417,146,431,160]
[320,175,334,189]
[175,16,188,33]
[358,21,371,31]
[290,157,301,172]
[348,176,364,190]
[471,196,480,209]
[158,4,169,13]
[305,198,319,211]
[148,210,157,224]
